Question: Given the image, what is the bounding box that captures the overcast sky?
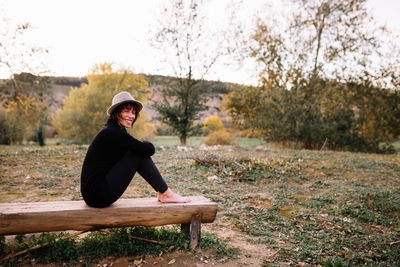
[1,0,399,85]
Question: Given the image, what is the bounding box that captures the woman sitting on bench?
[81,91,191,208]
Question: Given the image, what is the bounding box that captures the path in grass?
[0,141,399,266]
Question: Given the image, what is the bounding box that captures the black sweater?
[80,118,155,193]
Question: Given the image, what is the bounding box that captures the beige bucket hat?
[107,91,143,116]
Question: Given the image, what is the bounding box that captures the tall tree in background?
[288,0,398,83]
[226,0,400,152]
[150,0,228,145]
[247,0,396,86]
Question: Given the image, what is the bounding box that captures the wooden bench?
[0,196,218,250]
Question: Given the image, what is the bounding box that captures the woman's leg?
[103,151,168,205]
[136,157,190,203]
[104,151,190,205]
[136,157,168,193]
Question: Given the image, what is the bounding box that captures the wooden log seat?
[0,196,218,249]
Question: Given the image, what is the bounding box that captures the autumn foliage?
[53,64,156,143]
[203,115,234,146]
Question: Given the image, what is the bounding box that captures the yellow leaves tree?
[2,95,47,144]
[54,63,155,143]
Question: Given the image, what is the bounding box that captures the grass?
[151,135,266,148]
[391,140,400,152]
[152,136,204,146]
[1,226,237,266]
[0,137,399,266]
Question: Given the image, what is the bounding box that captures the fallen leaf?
[134,258,143,265]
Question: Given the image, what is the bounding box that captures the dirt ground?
[7,224,270,267]
[17,248,262,267]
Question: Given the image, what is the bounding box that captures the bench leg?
[190,214,201,250]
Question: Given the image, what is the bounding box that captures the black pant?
[83,151,168,208]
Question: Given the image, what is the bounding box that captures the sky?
[1,0,400,85]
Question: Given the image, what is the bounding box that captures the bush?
[204,130,234,146]
[203,115,224,134]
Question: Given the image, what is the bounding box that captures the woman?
[80,91,190,208]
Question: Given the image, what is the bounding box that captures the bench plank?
[0,196,218,236]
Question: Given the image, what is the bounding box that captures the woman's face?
[117,105,136,128]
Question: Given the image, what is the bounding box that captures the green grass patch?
[232,137,266,147]
[151,135,265,148]
[1,227,237,266]
[151,136,204,146]
[339,190,400,225]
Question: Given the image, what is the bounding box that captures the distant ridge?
[1,74,242,126]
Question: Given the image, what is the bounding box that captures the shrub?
[203,115,224,134]
[204,129,234,146]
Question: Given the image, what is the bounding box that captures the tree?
[225,0,400,152]
[150,0,228,145]
[0,73,52,145]
[54,63,155,143]
[0,12,50,145]
[247,0,399,85]
[226,80,400,152]
[0,94,48,144]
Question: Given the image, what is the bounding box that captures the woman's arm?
[108,128,155,157]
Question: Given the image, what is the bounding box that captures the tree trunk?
[37,123,45,146]
[305,139,313,150]
[312,11,326,80]
[37,130,45,146]
[180,135,187,145]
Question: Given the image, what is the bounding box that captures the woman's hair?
[110,102,140,127]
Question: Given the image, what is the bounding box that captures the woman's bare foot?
[157,189,191,203]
